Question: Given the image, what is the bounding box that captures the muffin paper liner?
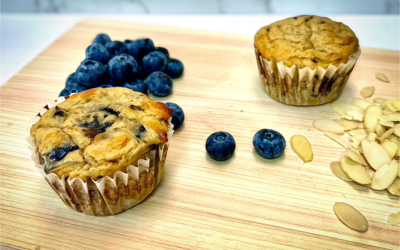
[254,47,361,106]
[27,96,174,216]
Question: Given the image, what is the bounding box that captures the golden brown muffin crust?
[30,87,173,181]
[254,15,359,69]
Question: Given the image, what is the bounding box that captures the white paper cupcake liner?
[27,95,174,216]
[254,47,361,106]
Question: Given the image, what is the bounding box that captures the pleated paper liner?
[254,47,361,106]
[27,95,174,216]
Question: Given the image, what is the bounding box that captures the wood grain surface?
[1,19,399,250]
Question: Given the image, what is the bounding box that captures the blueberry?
[205,132,236,161]
[164,58,184,79]
[93,34,111,45]
[105,41,129,57]
[127,38,155,62]
[76,60,108,88]
[106,77,121,86]
[146,71,173,97]
[253,129,286,159]
[97,84,114,88]
[142,51,168,74]
[107,54,139,82]
[59,83,86,97]
[165,103,184,130]
[124,39,135,46]
[99,107,120,116]
[136,63,148,80]
[85,43,110,64]
[48,146,79,162]
[121,79,148,95]
[155,47,170,61]
[66,72,78,88]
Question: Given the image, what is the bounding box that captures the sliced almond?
[361,140,392,170]
[387,135,400,157]
[373,98,386,104]
[391,100,400,111]
[358,123,365,129]
[387,212,400,225]
[366,132,377,142]
[331,101,363,119]
[340,157,371,185]
[333,120,361,131]
[290,135,313,162]
[333,203,369,231]
[360,87,375,98]
[330,161,353,182]
[324,132,350,148]
[346,148,368,166]
[365,167,376,179]
[379,120,394,127]
[345,110,364,121]
[352,98,372,110]
[364,105,382,132]
[350,134,367,149]
[379,127,394,142]
[387,177,399,196]
[371,160,398,190]
[313,119,344,134]
[375,72,390,83]
[375,124,386,136]
[352,139,362,149]
[393,124,400,137]
[384,101,398,112]
[379,113,400,123]
[349,129,367,136]
[382,110,393,116]
[351,134,367,141]
[380,140,398,159]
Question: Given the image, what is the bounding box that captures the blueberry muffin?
[29,87,173,215]
[254,15,360,106]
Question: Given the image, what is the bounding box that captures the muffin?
[254,15,360,106]
[28,87,174,216]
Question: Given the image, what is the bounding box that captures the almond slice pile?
[313,90,400,196]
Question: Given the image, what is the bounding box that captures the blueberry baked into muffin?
[254,15,360,106]
[29,87,174,216]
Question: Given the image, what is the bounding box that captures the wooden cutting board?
[1,19,399,250]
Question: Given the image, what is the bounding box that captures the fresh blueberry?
[121,79,148,95]
[59,84,86,97]
[85,43,110,64]
[136,63,148,80]
[106,77,121,86]
[146,71,173,97]
[253,129,286,159]
[165,103,184,130]
[142,51,168,74]
[127,38,155,62]
[205,132,236,161]
[124,39,135,46]
[97,84,114,88]
[66,72,78,88]
[93,34,111,45]
[164,58,184,79]
[76,60,107,88]
[105,41,129,57]
[107,54,139,82]
[155,47,170,61]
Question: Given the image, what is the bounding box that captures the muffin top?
[30,87,173,181]
[254,15,359,69]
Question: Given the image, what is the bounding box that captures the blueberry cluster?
[205,129,286,161]
[60,33,184,97]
